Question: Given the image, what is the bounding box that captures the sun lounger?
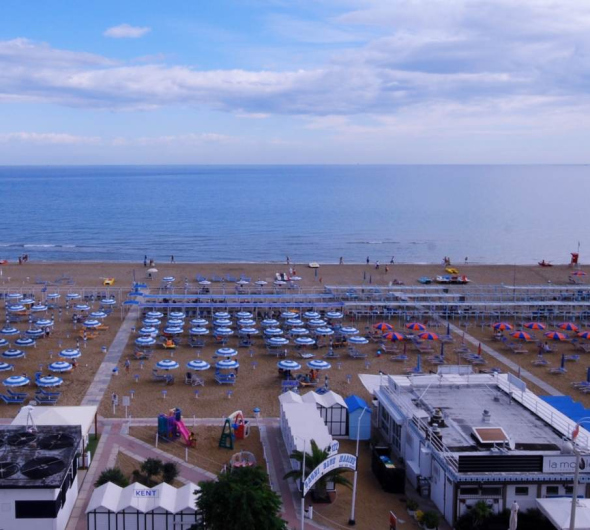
[281,380,299,393]
[565,354,580,362]
[7,388,28,399]
[390,354,408,362]
[324,349,340,359]
[1,394,27,405]
[440,334,454,343]
[185,372,204,386]
[378,342,400,354]
[36,389,61,398]
[134,350,152,360]
[35,394,59,405]
[348,347,368,359]
[549,366,567,375]
[152,370,174,385]
[576,343,590,353]
[298,351,315,360]
[214,372,236,385]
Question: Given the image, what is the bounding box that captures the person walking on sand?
[375,260,380,269]
[366,256,370,265]
[286,256,290,265]
[339,257,344,264]
[465,257,468,265]
[171,255,175,263]
[390,256,394,264]
[124,359,130,374]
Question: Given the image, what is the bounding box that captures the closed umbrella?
[187,360,210,371]
[156,359,180,370]
[49,361,73,373]
[60,348,81,359]
[216,347,238,358]
[2,349,25,359]
[36,376,63,387]
[3,375,30,387]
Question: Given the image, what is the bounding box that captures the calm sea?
[0,165,588,264]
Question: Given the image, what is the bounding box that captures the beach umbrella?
[571,271,587,276]
[74,304,91,312]
[46,293,60,300]
[7,305,26,312]
[35,319,54,328]
[493,322,513,331]
[0,327,19,336]
[418,332,439,341]
[308,319,327,328]
[167,319,184,327]
[156,359,180,370]
[2,349,25,359]
[143,318,161,327]
[187,360,210,371]
[383,332,405,342]
[524,322,546,330]
[216,359,239,370]
[3,375,30,387]
[30,304,48,312]
[0,339,8,348]
[281,311,298,319]
[7,293,23,300]
[510,331,531,341]
[48,361,72,373]
[14,338,35,348]
[36,376,63,387]
[146,311,164,319]
[236,311,253,319]
[295,337,316,346]
[162,276,175,283]
[20,298,35,306]
[373,322,394,332]
[274,280,286,287]
[169,311,185,319]
[147,267,158,274]
[100,299,117,306]
[326,311,344,320]
[83,319,101,328]
[190,318,208,327]
[261,319,279,327]
[348,336,369,345]
[340,326,360,336]
[216,347,238,358]
[214,311,231,319]
[238,319,256,327]
[214,327,233,336]
[559,322,579,332]
[290,328,310,336]
[238,327,258,335]
[290,276,302,281]
[255,280,267,287]
[307,360,331,370]
[213,319,232,328]
[189,327,209,335]
[545,331,568,341]
[578,331,590,340]
[163,326,183,335]
[278,360,301,371]
[0,363,14,372]
[286,318,305,327]
[198,280,211,286]
[25,328,44,338]
[406,322,427,331]
[236,279,250,286]
[315,327,335,336]
[264,327,284,336]
[304,311,321,320]
[138,326,158,336]
[268,337,289,346]
[60,348,81,359]
[66,293,81,300]
[135,336,156,347]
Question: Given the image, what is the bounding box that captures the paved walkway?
[447,322,563,396]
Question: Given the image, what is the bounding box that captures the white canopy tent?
[11,405,97,440]
[537,498,590,530]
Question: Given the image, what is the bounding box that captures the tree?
[162,462,179,484]
[283,439,352,502]
[94,467,129,488]
[197,466,287,530]
[140,458,163,487]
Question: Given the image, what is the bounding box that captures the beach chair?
[378,342,400,354]
[36,388,61,398]
[238,337,252,348]
[35,394,59,406]
[348,347,367,359]
[297,350,315,360]
[152,369,174,385]
[189,337,206,348]
[549,366,567,375]
[281,380,299,393]
[7,388,27,399]
[214,372,236,385]
[0,394,27,405]
[324,349,340,359]
[390,354,408,362]
[185,372,204,387]
[134,350,152,360]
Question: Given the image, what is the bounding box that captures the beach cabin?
[86,481,201,530]
[344,395,372,441]
[301,390,349,437]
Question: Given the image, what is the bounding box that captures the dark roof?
[0,424,81,489]
[344,395,371,414]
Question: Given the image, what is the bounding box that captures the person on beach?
[144,255,147,267]
[124,359,130,374]
[339,257,344,264]
[171,255,175,263]
[390,256,394,264]
[286,256,290,265]
[385,265,389,273]
[375,260,380,269]
[366,256,370,264]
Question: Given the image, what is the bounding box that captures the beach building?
[86,481,201,530]
[371,367,590,526]
[0,424,82,530]
[300,390,349,436]
[344,395,371,441]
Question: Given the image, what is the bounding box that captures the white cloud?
[112,133,233,146]
[0,132,101,145]
[104,24,151,39]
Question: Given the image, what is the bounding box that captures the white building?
[86,481,201,530]
[0,424,82,530]
[371,367,590,526]
[301,391,348,437]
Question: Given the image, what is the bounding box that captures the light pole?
[301,438,307,530]
[569,418,590,530]
[348,405,368,525]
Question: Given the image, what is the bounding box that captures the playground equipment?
[157,408,195,447]
[229,451,257,469]
[218,410,250,450]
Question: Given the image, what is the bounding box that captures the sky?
[1,0,590,164]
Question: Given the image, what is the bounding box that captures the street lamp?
[569,417,590,530]
[348,405,368,525]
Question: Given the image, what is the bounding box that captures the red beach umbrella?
[418,332,439,341]
[559,322,579,332]
[406,323,426,331]
[511,331,532,341]
[545,331,568,341]
[578,331,590,340]
[524,322,546,331]
[383,332,405,342]
[373,323,394,332]
[493,322,513,331]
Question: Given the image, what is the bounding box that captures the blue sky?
[1,0,589,164]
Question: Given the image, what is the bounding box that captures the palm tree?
[140,458,163,487]
[283,439,352,502]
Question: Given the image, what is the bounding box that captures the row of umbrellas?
[154,358,333,372]
[493,321,590,341]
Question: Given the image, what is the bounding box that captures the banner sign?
[303,453,357,496]
[327,440,340,456]
[543,455,590,474]
[134,488,159,498]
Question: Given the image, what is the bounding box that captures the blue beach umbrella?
[0,363,14,372]
[0,339,8,348]
[255,280,267,287]
[190,318,208,327]
[216,359,239,370]
[7,293,23,300]
[415,354,422,373]
[74,304,91,312]
[238,319,256,327]
[46,293,60,300]
[138,326,158,336]
[89,311,108,319]
[31,304,48,312]
[308,319,327,328]
[99,299,117,306]
[2,349,25,359]
[560,354,565,370]
[340,326,360,336]
[36,376,63,387]
[278,360,301,371]
[315,327,335,336]
[189,327,209,336]
[25,328,44,339]
[7,305,26,313]
[147,311,164,319]
[135,336,156,347]
[66,293,81,300]
[35,319,53,328]
[59,348,81,359]
[295,337,316,346]
[169,311,185,319]
[238,327,258,335]
[163,276,175,283]
[326,311,344,320]
[214,327,233,336]
[0,327,19,337]
[236,311,254,319]
[163,327,183,335]
[167,319,184,327]
[143,318,161,327]
[286,319,305,327]
[213,319,232,327]
[83,320,101,328]
[307,360,331,370]
[264,327,283,336]
[304,311,321,320]
[198,280,211,286]
[156,359,180,370]
[15,338,35,348]
[216,347,238,357]
[214,311,231,319]
[268,337,289,346]
[281,311,298,319]
[261,319,279,327]
[3,375,30,387]
[187,360,210,371]
[348,336,369,345]
[290,328,310,336]
[49,361,73,373]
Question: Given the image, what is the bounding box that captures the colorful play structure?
[158,408,196,447]
[218,410,250,450]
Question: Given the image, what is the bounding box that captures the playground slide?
[176,419,191,445]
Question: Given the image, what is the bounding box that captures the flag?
[573,424,580,440]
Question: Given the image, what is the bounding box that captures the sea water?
[0,165,588,264]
